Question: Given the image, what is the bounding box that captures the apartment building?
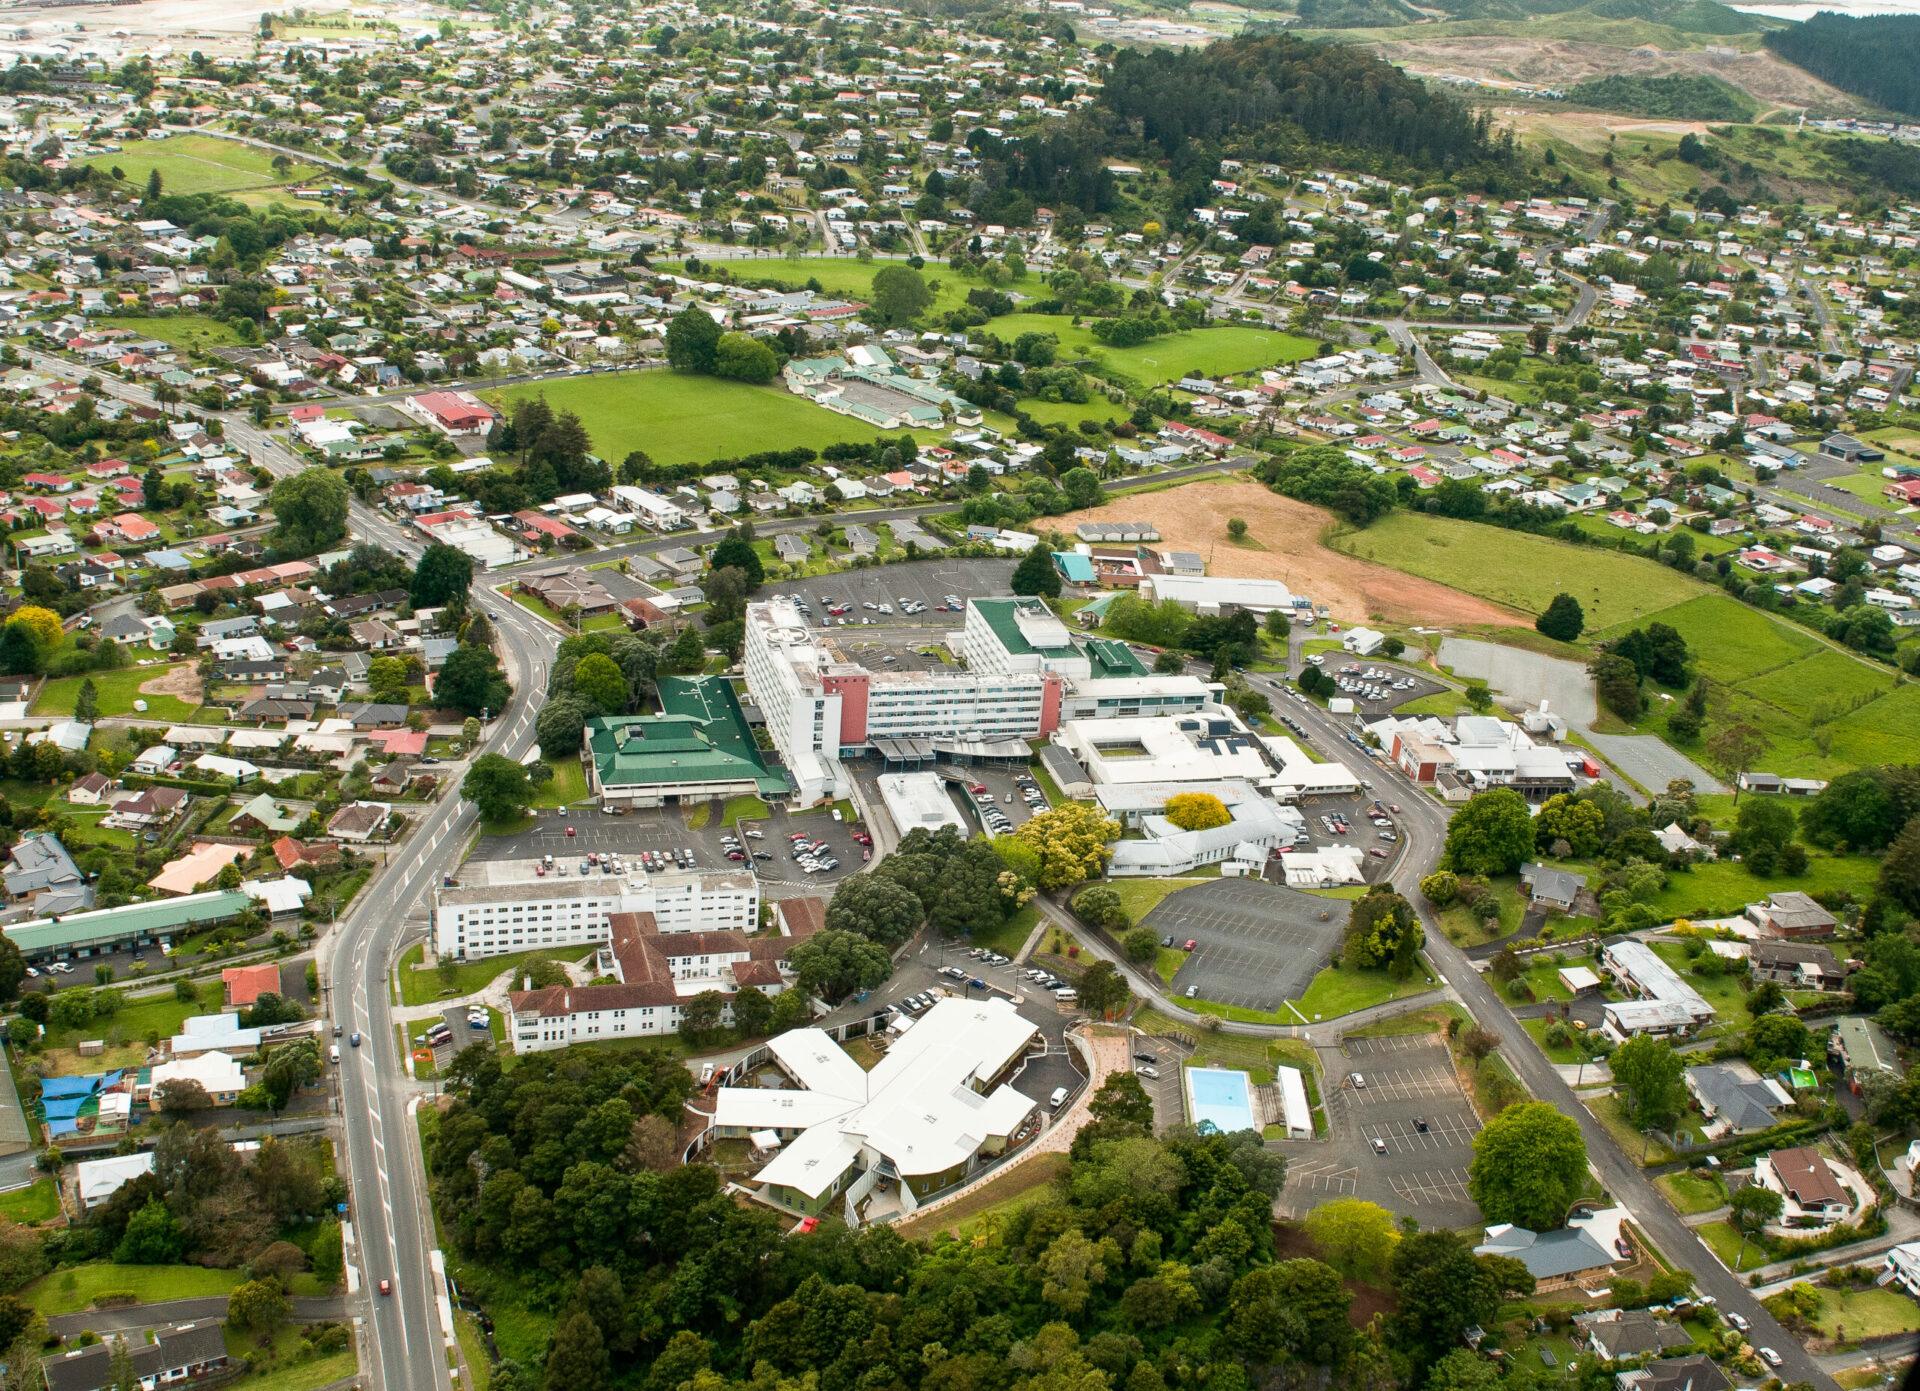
[433,857,758,959]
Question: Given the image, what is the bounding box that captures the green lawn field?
[1329,512,1706,629]
[85,134,321,195]
[484,373,933,467]
[1597,593,1819,684]
[698,255,974,318]
[985,312,1317,384]
[0,1179,57,1224]
[396,944,591,1007]
[24,1263,246,1315]
[97,313,249,349]
[33,664,199,721]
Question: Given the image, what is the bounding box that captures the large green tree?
[1610,1034,1686,1128]
[270,466,350,555]
[824,874,924,948]
[572,653,629,714]
[1444,789,1537,877]
[1342,887,1423,974]
[462,753,532,822]
[1011,545,1061,598]
[1535,592,1585,642]
[787,928,892,996]
[714,332,777,383]
[411,544,474,609]
[666,303,722,373]
[869,264,933,326]
[709,531,764,586]
[1468,1102,1587,1230]
[437,644,511,718]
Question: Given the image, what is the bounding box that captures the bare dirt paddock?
[1057,479,1520,628]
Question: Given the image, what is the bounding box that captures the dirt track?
[140,663,202,700]
[1059,480,1521,627]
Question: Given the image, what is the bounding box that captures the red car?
[565,826,575,837]
[1183,938,1197,951]
[378,1279,391,1296]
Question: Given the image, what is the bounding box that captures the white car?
[1757,1348,1782,1369]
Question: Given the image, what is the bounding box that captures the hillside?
[1764,12,1920,119]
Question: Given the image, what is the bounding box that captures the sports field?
[485,372,938,465]
[84,134,322,195]
[1328,512,1706,629]
[985,313,1318,384]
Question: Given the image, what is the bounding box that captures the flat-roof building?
[4,890,250,962]
[435,858,758,960]
[1599,940,1715,1042]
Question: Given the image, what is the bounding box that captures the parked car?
[1370,1138,1387,1155]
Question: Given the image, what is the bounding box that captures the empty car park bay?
[1145,878,1345,1011]
[1273,1032,1482,1228]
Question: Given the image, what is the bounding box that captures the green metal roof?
[973,597,1073,659]
[5,890,251,953]
[1084,636,1148,679]
[590,677,789,795]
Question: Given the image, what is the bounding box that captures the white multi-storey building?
[434,858,758,959]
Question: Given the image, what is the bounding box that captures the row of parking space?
[1345,1065,1465,1103]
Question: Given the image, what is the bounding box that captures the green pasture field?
[984,313,1318,384]
[1596,593,1817,683]
[1329,512,1705,628]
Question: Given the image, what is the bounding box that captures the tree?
[572,654,628,714]
[1085,1072,1154,1136]
[1610,1034,1685,1128]
[732,985,772,1037]
[228,1277,291,1334]
[1389,1231,1503,1369]
[708,532,765,587]
[1121,926,1158,962]
[1883,816,1920,911]
[108,1335,137,1391]
[714,332,778,383]
[270,467,351,555]
[1227,1260,1353,1367]
[1342,888,1424,974]
[1303,1198,1398,1279]
[1536,593,1585,642]
[1015,803,1121,891]
[1534,794,1605,858]
[1590,651,1644,720]
[1265,609,1291,640]
[677,990,726,1042]
[6,607,60,660]
[1468,1102,1587,1230]
[437,644,511,718]
[115,1196,184,1264]
[1072,885,1129,931]
[1730,1182,1784,1236]
[74,678,98,723]
[1799,769,1902,850]
[825,873,923,948]
[870,264,933,326]
[1011,545,1061,598]
[544,1310,610,1391]
[787,928,892,997]
[1062,468,1104,511]
[1444,789,1536,877]
[1076,960,1130,1018]
[462,754,532,822]
[536,693,595,759]
[411,544,474,609]
[704,567,749,625]
[0,625,39,677]
[1163,793,1230,831]
[666,303,722,373]
[1426,1349,1503,1391]
[1737,795,1796,853]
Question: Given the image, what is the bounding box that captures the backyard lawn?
[221,1322,358,1391]
[1646,854,1880,920]
[96,313,248,349]
[1809,1285,1920,1340]
[0,1179,58,1224]
[34,664,199,720]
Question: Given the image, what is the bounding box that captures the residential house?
[1746,891,1838,941]
[1473,1222,1616,1292]
[1684,1064,1790,1138]
[1754,1146,1856,1227]
[1519,862,1586,912]
[1828,1016,1902,1094]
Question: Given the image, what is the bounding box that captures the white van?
[329,1045,341,1064]
[1049,1086,1069,1109]
[1054,988,1077,1004]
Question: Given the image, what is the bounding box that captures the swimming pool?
[1185,1067,1256,1135]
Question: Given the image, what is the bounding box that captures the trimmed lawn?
[984,312,1318,384]
[1344,1003,1471,1038]
[1586,1091,1675,1166]
[1810,1286,1920,1340]
[486,372,943,468]
[1108,877,1211,924]
[528,760,588,809]
[1153,947,1185,985]
[1520,1017,1581,1064]
[97,313,248,349]
[1293,963,1435,1020]
[34,664,199,720]
[1649,941,1752,1025]
[1329,511,1706,628]
[0,1178,58,1224]
[396,944,589,1007]
[721,795,770,826]
[1656,1169,1728,1215]
[87,134,321,194]
[1698,1219,1760,1271]
[25,1263,244,1315]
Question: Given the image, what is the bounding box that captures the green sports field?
[984,313,1318,385]
[81,134,322,196]
[1329,512,1706,629]
[484,372,940,466]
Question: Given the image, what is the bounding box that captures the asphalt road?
[48,1295,346,1340]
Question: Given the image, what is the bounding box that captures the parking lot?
[776,557,1017,630]
[1125,1036,1190,1134]
[1145,877,1346,1011]
[847,760,1047,845]
[1312,658,1451,718]
[417,1005,498,1069]
[1274,1033,1482,1227]
[1265,790,1407,889]
[467,800,871,896]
